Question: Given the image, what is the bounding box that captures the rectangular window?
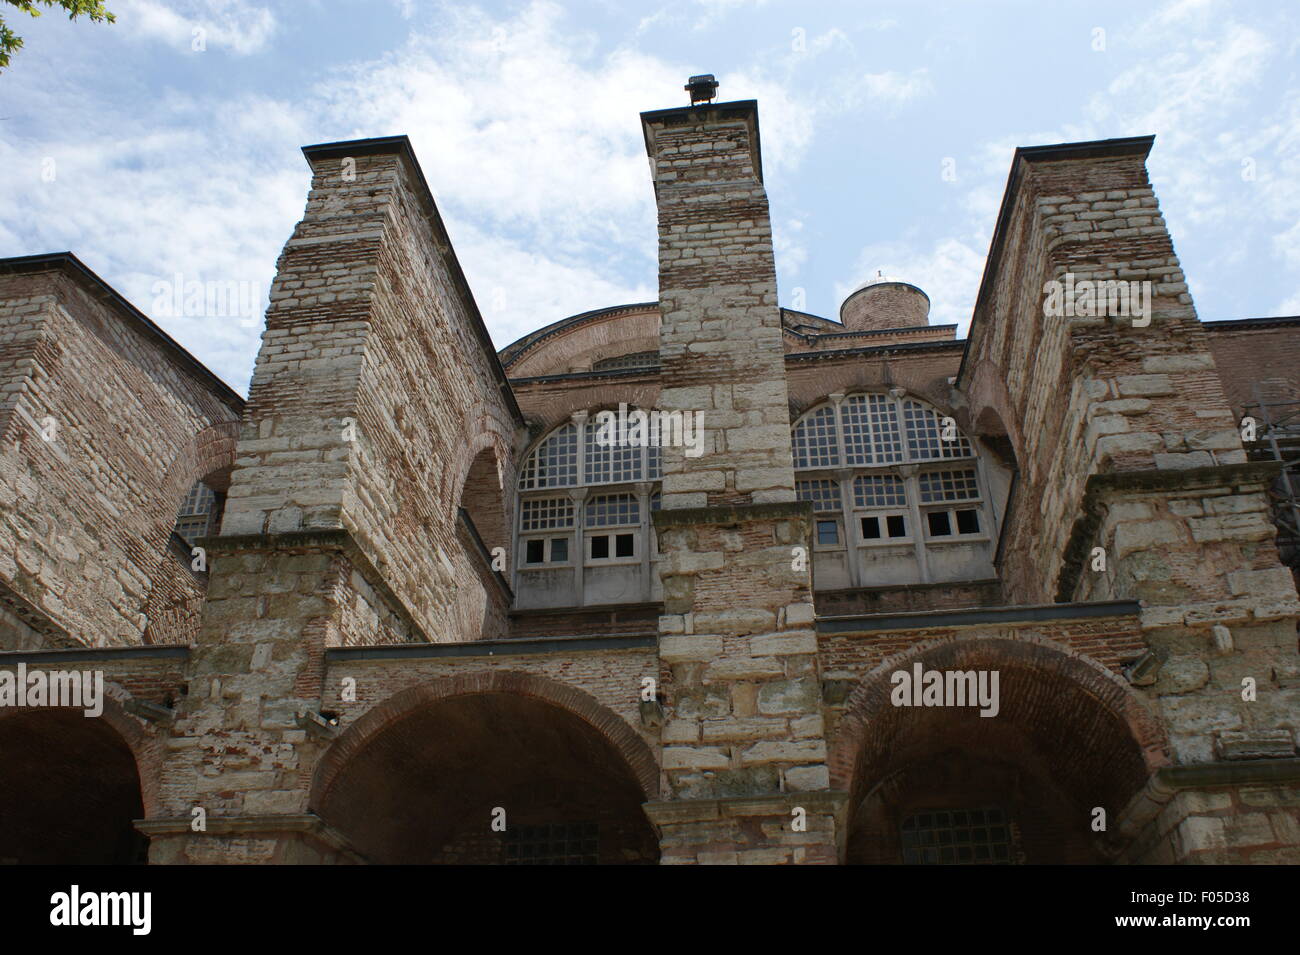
[925,507,983,539]
[523,536,569,565]
[816,519,840,545]
[588,531,637,561]
[861,513,907,542]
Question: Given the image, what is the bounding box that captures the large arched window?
[791,392,997,588]
[514,411,662,609]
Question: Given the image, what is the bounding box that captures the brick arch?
[963,357,1024,464]
[138,420,240,644]
[158,420,241,507]
[0,686,165,818]
[311,670,661,808]
[828,632,1170,802]
[445,422,513,522]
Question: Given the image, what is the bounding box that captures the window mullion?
[908,473,931,583]
[837,471,860,588]
[829,393,846,468]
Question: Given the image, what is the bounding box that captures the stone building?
[0,88,1297,865]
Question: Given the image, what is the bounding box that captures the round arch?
[0,692,160,863]
[829,634,1170,864]
[310,671,662,864]
[313,670,661,805]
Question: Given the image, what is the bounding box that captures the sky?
[1,0,1297,395]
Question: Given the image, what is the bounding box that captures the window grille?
[585,494,640,527]
[796,478,842,512]
[918,469,980,504]
[901,808,1013,865]
[841,393,903,465]
[853,473,907,508]
[520,497,574,531]
[792,405,839,469]
[504,822,599,865]
[518,424,578,490]
[903,400,973,460]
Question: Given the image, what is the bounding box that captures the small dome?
[839,278,930,332]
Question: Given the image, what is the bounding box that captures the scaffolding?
[1242,394,1300,574]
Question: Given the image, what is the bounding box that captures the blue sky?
[2,0,1297,394]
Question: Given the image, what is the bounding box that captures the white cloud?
[854,69,933,107]
[0,1,738,390]
[117,0,277,55]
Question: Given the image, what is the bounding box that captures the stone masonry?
[0,92,1295,866]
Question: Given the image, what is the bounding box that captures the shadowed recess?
[314,692,658,864]
[0,709,147,864]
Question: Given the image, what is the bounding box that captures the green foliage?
[1,0,115,71]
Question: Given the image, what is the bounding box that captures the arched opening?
[0,709,147,863]
[459,445,508,555]
[833,637,1167,865]
[313,680,660,864]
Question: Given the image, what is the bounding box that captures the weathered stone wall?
[0,261,241,650]
[960,138,1299,863]
[146,139,523,862]
[642,101,841,864]
[221,142,519,645]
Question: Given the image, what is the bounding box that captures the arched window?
[514,411,662,609]
[791,393,996,588]
[174,480,222,546]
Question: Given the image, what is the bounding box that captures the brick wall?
[0,260,241,650]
